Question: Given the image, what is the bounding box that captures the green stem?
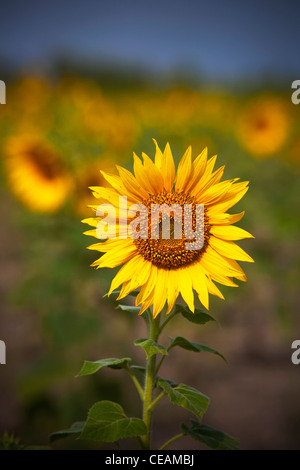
[141,312,160,450]
[125,366,144,401]
[159,309,178,334]
[148,391,166,412]
[159,432,185,450]
[137,436,146,450]
[154,354,166,376]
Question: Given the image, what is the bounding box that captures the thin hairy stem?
[159,432,185,450]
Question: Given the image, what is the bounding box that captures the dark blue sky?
[1,0,299,80]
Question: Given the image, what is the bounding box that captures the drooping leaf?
[157,378,209,418]
[155,376,178,388]
[76,357,132,377]
[181,420,239,450]
[50,421,85,443]
[168,337,227,362]
[116,304,141,314]
[174,304,216,325]
[80,401,147,442]
[134,339,168,359]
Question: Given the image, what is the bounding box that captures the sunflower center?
[27,145,63,180]
[133,190,210,269]
[255,117,268,130]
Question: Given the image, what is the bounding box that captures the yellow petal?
[153,138,163,170]
[153,269,168,318]
[166,270,179,315]
[139,289,155,315]
[142,152,164,193]
[208,186,249,216]
[210,225,254,240]
[133,152,153,194]
[209,236,254,263]
[200,264,239,287]
[82,217,99,228]
[137,265,158,304]
[116,165,148,200]
[96,243,137,268]
[201,245,245,277]
[83,229,99,239]
[198,180,237,205]
[161,142,175,191]
[224,258,247,281]
[185,147,207,193]
[100,171,127,194]
[116,258,152,299]
[192,163,225,198]
[175,146,192,192]
[206,276,225,300]
[189,264,209,310]
[178,268,194,313]
[208,211,245,225]
[108,255,142,295]
[89,186,122,207]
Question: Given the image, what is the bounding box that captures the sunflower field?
[0,71,300,450]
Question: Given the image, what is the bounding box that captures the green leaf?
[181,420,239,450]
[116,304,141,314]
[174,304,216,325]
[76,357,132,377]
[168,337,227,363]
[50,422,85,443]
[0,432,22,450]
[104,289,139,299]
[80,401,147,442]
[134,339,168,359]
[157,378,209,419]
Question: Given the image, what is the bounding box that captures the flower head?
[83,140,254,317]
[3,134,72,213]
[237,97,289,157]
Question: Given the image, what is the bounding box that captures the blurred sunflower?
[237,97,290,157]
[3,135,72,213]
[83,142,253,317]
[83,141,254,318]
[75,159,117,217]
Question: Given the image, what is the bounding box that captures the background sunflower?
[3,134,73,213]
[237,96,290,157]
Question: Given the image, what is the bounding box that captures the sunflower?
[83,141,254,317]
[3,135,72,213]
[237,97,289,157]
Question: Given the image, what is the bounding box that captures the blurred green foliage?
[0,69,299,448]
